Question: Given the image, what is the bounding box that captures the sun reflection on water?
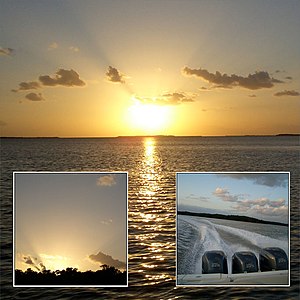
[129,137,174,285]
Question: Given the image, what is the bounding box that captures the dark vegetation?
[15,265,127,285]
[178,211,288,226]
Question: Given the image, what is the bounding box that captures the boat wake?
[177,215,288,275]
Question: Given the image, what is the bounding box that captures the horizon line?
[1,133,299,139]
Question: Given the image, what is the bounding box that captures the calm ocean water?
[1,136,299,299]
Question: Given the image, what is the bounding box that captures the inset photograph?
[13,172,128,287]
[176,172,289,286]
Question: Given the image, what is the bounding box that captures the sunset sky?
[177,172,289,223]
[1,0,299,137]
[14,172,127,272]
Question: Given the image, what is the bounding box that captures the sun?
[127,99,171,133]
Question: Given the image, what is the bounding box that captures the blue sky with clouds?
[177,172,289,223]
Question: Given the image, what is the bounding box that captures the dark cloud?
[89,251,126,269]
[199,87,210,91]
[39,69,85,87]
[23,255,34,265]
[12,81,40,92]
[25,92,45,101]
[0,47,14,56]
[160,92,195,104]
[248,94,257,98]
[135,92,195,106]
[285,76,293,80]
[183,67,284,90]
[39,262,46,272]
[23,255,41,271]
[274,90,299,97]
[106,66,125,84]
[219,173,288,187]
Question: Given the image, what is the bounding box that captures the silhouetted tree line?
[178,211,288,226]
[15,264,127,285]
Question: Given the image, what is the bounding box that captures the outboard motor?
[232,251,258,274]
[259,247,288,271]
[202,250,228,274]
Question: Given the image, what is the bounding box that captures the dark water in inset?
[1,136,299,299]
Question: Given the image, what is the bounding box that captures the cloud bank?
[48,42,58,50]
[219,173,288,187]
[12,69,85,101]
[97,175,116,187]
[39,69,85,87]
[106,66,125,84]
[12,81,40,92]
[213,187,241,202]
[22,255,41,271]
[25,92,45,101]
[89,251,126,269]
[183,67,283,90]
[135,92,195,106]
[274,90,300,97]
[232,197,288,218]
[69,46,80,52]
[213,187,288,221]
[0,47,14,56]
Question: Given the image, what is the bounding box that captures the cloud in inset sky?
[135,92,195,106]
[25,92,45,101]
[23,255,34,265]
[213,185,288,221]
[186,193,209,202]
[97,175,116,187]
[48,42,58,50]
[89,251,126,269]
[248,94,257,98]
[69,46,79,52]
[0,47,14,56]
[274,90,300,97]
[22,255,41,271]
[220,173,288,187]
[183,67,284,90]
[101,218,113,225]
[12,81,40,92]
[106,66,125,84]
[39,69,85,87]
[213,187,241,202]
[232,197,287,218]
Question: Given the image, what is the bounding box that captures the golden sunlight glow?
[128,98,171,133]
[39,253,75,271]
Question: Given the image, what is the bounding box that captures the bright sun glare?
[128,98,171,133]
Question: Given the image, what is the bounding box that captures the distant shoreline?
[178,210,288,227]
[1,134,299,139]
